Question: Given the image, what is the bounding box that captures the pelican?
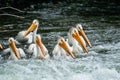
[16,19,39,44]
[52,37,75,59]
[16,31,33,44]
[76,24,92,48]
[68,27,89,55]
[27,35,50,60]
[8,38,26,60]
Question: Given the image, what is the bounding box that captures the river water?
[0,3,120,80]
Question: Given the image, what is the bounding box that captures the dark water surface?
[0,3,120,80]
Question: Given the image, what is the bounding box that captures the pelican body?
[28,35,50,60]
[16,19,39,44]
[23,19,39,43]
[68,27,89,54]
[52,37,75,59]
[8,38,26,60]
[67,24,92,56]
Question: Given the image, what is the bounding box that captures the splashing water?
[0,3,120,80]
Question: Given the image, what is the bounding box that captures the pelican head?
[70,27,88,53]
[76,24,83,30]
[58,37,75,59]
[9,38,21,60]
[76,24,92,48]
[23,19,39,38]
[33,19,39,27]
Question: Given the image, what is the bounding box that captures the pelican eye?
[10,39,12,42]
[36,36,38,39]
[60,39,62,43]
[74,30,76,32]
[78,26,81,29]
[74,29,77,33]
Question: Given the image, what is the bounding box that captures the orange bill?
[59,39,75,59]
[72,30,89,53]
[23,23,37,38]
[9,39,21,60]
[36,36,46,58]
[78,29,92,48]
[0,44,3,50]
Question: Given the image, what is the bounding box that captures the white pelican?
[16,19,39,44]
[8,38,26,60]
[16,31,33,44]
[52,37,75,59]
[27,35,50,60]
[68,27,88,54]
[76,24,92,48]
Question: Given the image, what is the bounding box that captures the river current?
[0,3,120,80]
